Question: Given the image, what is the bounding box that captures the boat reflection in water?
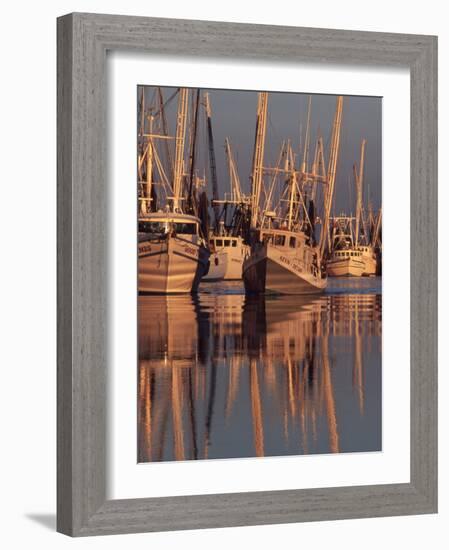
[138,281,382,462]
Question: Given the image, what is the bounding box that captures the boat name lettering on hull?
[183,246,198,257]
[280,255,303,273]
[139,244,152,255]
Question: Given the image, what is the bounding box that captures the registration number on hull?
[280,255,303,274]
[183,246,198,257]
[139,244,152,256]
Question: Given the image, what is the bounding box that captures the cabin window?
[289,237,296,248]
[215,239,223,247]
[173,222,197,235]
[274,235,286,246]
[138,221,167,234]
[224,240,231,247]
[231,240,237,247]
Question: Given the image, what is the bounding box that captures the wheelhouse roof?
[138,212,200,223]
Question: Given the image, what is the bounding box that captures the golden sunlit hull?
[361,255,377,276]
[206,239,248,280]
[243,243,326,295]
[327,257,365,277]
[203,251,227,281]
[138,235,210,293]
[222,243,247,280]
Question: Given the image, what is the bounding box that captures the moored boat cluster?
[137,87,382,295]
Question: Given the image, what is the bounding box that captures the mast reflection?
[138,291,381,462]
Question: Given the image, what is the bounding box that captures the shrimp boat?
[243,225,326,294]
[326,216,365,277]
[243,93,344,295]
[137,87,210,293]
[327,254,365,277]
[327,228,377,277]
[208,138,251,281]
[201,99,249,281]
[206,234,247,280]
[138,213,210,293]
[327,140,378,277]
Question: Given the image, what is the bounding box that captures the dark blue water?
[138,278,382,462]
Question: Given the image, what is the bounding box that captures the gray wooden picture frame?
[57,12,438,537]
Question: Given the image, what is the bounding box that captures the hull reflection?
[138,286,381,462]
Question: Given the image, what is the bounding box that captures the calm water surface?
[138,277,382,462]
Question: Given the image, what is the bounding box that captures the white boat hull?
[222,242,247,280]
[243,242,326,295]
[327,257,365,277]
[138,235,210,293]
[360,253,377,276]
[207,237,247,280]
[223,251,244,280]
[203,250,227,281]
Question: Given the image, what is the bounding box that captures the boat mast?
[144,113,154,215]
[311,135,326,203]
[157,88,174,185]
[286,141,296,231]
[172,88,189,212]
[354,139,366,246]
[225,138,242,203]
[319,96,344,258]
[301,96,312,173]
[250,92,268,228]
[138,86,145,166]
[187,89,201,214]
[138,88,146,214]
[204,92,220,229]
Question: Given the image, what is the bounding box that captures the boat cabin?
[333,250,363,258]
[138,213,200,237]
[258,229,308,249]
[209,236,239,248]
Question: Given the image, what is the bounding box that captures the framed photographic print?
[57,12,437,536]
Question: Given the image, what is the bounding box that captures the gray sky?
[139,86,382,214]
